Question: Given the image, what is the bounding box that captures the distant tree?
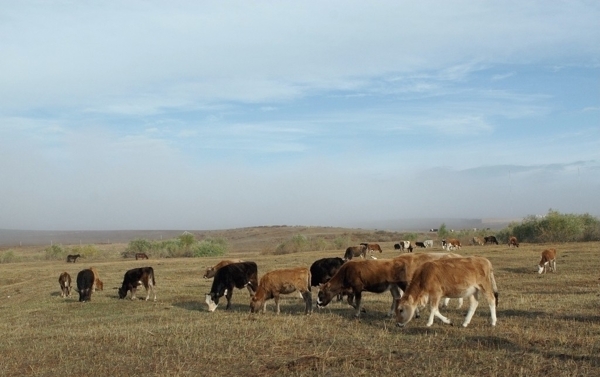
[178,232,196,251]
[438,223,449,238]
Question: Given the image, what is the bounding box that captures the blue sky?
[1,1,599,230]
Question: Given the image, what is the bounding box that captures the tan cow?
[203,259,244,279]
[317,252,461,318]
[443,238,462,250]
[250,267,312,314]
[58,272,72,298]
[538,249,557,274]
[90,267,103,292]
[472,237,483,246]
[508,236,519,248]
[395,256,498,328]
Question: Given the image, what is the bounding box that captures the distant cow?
[118,267,156,301]
[538,249,557,274]
[360,243,383,254]
[343,245,367,260]
[508,236,519,248]
[58,272,72,298]
[484,236,499,245]
[203,259,245,279]
[415,242,426,248]
[395,256,498,328]
[135,253,149,260]
[424,240,433,248]
[397,241,411,251]
[66,254,81,263]
[250,267,312,314]
[90,267,103,292]
[76,269,95,302]
[442,238,461,250]
[472,237,483,246]
[394,243,401,250]
[205,262,258,312]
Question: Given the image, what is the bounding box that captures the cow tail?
[151,268,156,286]
[490,269,498,307]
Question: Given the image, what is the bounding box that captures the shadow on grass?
[501,267,536,274]
[501,309,546,318]
[464,336,521,352]
[173,300,204,311]
[559,314,600,323]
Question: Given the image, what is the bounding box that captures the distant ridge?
[346,218,518,232]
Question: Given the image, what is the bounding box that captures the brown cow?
[395,256,498,328]
[250,267,312,314]
[361,243,383,254]
[90,267,103,292]
[317,252,461,318]
[343,245,367,260]
[58,272,72,298]
[203,259,245,279]
[66,254,81,263]
[442,239,461,250]
[472,237,483,246]
[508,236,519,248]
[538,249,557,274]
[135,253,149,260]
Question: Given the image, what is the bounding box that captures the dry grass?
[1,235,599,376]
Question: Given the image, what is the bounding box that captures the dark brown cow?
[484,236,499,245]
[343,245,367,260]
[395,256,498,328]
[508,236,519,248]
[66,254,81,263]
[118,267,156,301]
[135,253,149,260]
[58,272,72,298]
[250,267,312,314]
[203,259,245,279]
[76,269,94,302]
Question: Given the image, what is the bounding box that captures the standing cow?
[250,267,312,314]
[58,272,72,298]
[343,245,367,260]
[508,236,519,248]
[76,269,95,302]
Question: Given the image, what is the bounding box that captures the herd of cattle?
[57,235,558,328]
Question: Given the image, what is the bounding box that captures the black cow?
[394,243,401,250]
[67,254,81,263]
[484,236,499,245]
[415,242,426,248]
[118,267,156,301]
[310,257,345,287]
[76,269,94,302]
[205,262,258,312]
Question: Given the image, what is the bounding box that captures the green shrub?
[0,250,18,264]
[122,238,153,258]
[69,244,98,259]
[193,238,227,257]
[45,244,67,260]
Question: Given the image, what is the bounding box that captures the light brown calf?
[203,259,244,279]
[58,272,72,298]
[396,256,498,328]
[90,267,103,292]
[538,248,557,274]
[508,236,519,248]
[250,267,312,314]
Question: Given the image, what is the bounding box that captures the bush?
[45,244,67,260]
[275,234,310,255]
[0,250,18,264]
[193,238,227,257]
[122,238,153,258]
[69,244,98,259]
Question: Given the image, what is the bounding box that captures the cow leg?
[442,297,450,307]
[274,294,280,314]
[353,291,363,318]
[302,291,312,315]
[225,287,234,310]
[388,285,401,317]
[462,295,479,327]
[131,287,137,300]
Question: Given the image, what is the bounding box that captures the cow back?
[212,261,258,292]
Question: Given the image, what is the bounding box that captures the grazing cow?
[398,241,411,251]
[90,267,103,292]
[135,253,149,260]
[472,237,483,246]
[76,269,95,302]
[250,267,312,314]
[394,243,401,250]
[118,267,156,301]
[424,240,434,248]
[415,242,426,248]
[538,249,557,274]
[442,239,461,250]
[395,256,498,328]
[484,236,499,245]
[58,272,72,298]
[343,245,367,260]
[66,254,81,263]
[310,257,345,287]
[205,262,258,312]
[203,259,245,279]
[360,243,383,254]
[508,236,519,248]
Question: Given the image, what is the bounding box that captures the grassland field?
[0,234,599,376]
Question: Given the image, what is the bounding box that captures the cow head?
[316,283,335,308]
[205,293,219,312]
[249,295,263,313]
[203,267,216,279]
[395,298,416,327]
[118,287,127,299]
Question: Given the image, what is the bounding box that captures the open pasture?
[1,241,599,376]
